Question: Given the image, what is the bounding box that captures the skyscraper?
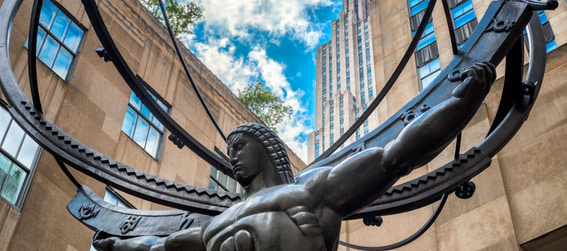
[309,0,378,162]
[309,0,559,163]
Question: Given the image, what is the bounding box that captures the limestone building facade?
[0,0,305,250]
[336,0,567,250]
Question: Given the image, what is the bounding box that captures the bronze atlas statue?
[92,63,495,250]
[0,0,559,250]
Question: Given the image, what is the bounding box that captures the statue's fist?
[452,61,496,99]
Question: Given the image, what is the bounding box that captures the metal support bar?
[441,0,459,55]
[340,193,449,250]
[157,0,226,141]
[27,0,43,114]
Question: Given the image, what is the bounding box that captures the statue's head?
[227,123,294,185]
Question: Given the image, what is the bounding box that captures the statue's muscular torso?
[201,167,341,251]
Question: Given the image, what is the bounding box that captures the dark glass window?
[408,0,440,89]
[450,0,477,45]
[209,166,241,193]
[538,11,557,52]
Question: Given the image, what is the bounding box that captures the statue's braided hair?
[227,123,294,184]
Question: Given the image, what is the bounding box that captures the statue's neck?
[242,170,280,199]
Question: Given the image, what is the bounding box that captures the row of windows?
[0,1,90,210]
[9,0,178,211]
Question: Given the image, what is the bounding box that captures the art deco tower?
[308,0,378,162]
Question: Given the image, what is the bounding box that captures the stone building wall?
[0,0,305,250]
[338,1,567,250]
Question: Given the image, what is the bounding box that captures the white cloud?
[193,0,334,49]
[247,47,311,161]
[181,0,340,162]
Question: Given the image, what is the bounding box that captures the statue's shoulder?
[295,166,333,185]
[293,166,334,201]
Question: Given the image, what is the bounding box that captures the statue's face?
[228,133,269,183]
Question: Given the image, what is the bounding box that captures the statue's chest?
[202,187,324,250]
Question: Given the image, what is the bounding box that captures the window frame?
[120,78,171,160]
[0,103,42,211]
[25,0,87,81]
[208,148,242,193]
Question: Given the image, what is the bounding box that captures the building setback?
[0,0,305,249]
[309,0,379,162]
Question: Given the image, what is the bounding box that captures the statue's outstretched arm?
[381,62,495,175]
[322,62,495,217]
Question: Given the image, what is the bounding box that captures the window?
[418,58,441,89]
[209,166,241,193]
[103,189,133,208]
[409,0,440,89]
[0,106,41,208]
[26,0,85,80]
[416,22,436,51]
[449,0,478,45]
[451,0,475,28]
[121,91,169,159]
[537,11,557,52]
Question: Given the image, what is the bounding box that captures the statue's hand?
[452,62,496,99]
[92,236,120,251]
[92,235,164,251]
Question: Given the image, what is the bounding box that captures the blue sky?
[181,0,342,161]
